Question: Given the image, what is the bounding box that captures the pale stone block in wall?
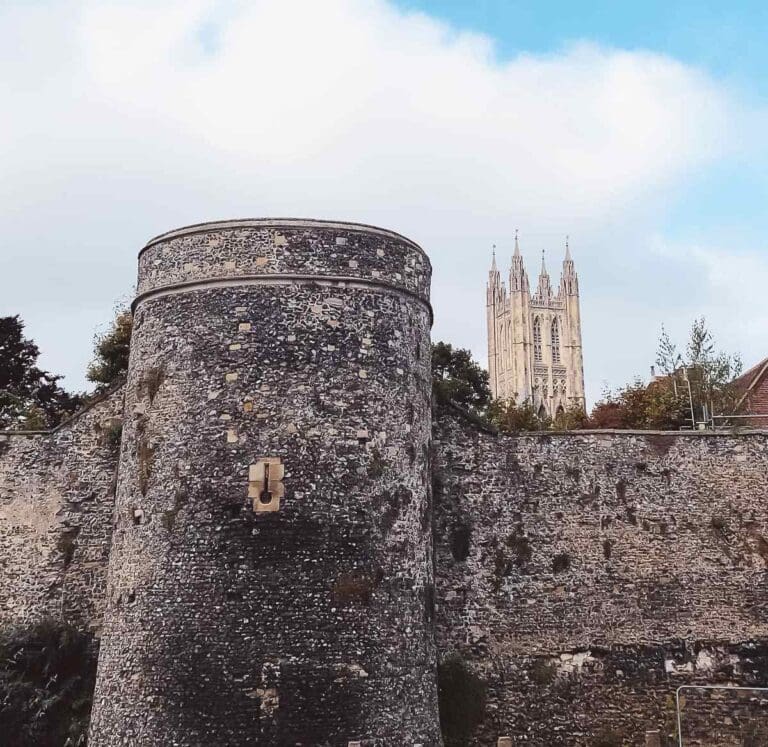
[645,731,661,747]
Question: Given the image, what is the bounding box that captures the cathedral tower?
[487,234,585,416]
[89,219,440,745]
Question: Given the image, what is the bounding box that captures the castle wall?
[89,220,441,746]
[433,408,768,745]
[0,386,123,631]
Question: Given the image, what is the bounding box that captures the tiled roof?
[734,356,768,416]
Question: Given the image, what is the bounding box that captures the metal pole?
[682,368,695,428]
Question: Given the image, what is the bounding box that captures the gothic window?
[551,318,561,364]
[497,318,505,370]
[533,317,542,362]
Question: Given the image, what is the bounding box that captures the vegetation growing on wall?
[437,653,487,747]
[86,310,132,389]
[0,620,98,747]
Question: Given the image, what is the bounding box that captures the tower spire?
[535,249,551,301]
[509,229,528,292]
[561,235,578,295]
[488,243,503,305]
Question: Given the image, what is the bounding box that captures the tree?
[0,620,97,747]
[87,310,133,388]
[681,317,742,421]
[432,342,491,412]
[589,379,687,430]
[0,316,81,430]
[487,397,547,431]
[552,403,590,431]
[656,318,742,424]
[590,319,742,430]
[655,324,681,376]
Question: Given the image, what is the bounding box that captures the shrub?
[87,310,132,388]
[104,421,123,450]
[438,654,486,747]
[0,620,98,746]
[552,552,571,574]
[530,658,557,686]
[487,397,550,432]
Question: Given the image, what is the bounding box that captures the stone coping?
[131,273,435,323]
[440,401,768,438]
[0,378,126,438]
[140,218,429,265]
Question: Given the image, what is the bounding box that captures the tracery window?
[533,317,542,362]
[551,318,561,364]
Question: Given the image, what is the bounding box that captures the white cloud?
[0,0,761,405]
[649,237,768,371]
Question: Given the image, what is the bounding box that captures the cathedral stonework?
[487,234,585,415]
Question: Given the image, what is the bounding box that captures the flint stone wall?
[433,407,768,745]
[0,385,123,631]
[89,220,441,746]
[3,216,768,746]
[136,218,430,301]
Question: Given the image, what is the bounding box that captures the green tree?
[591,319,741,430]
[655,324,681,376]
[0,316,81,430]
[681,317,742,421]
[87,310,133,388]
[0,620,98,747]
[487,398,551,432]
[552,403,590,431]
[589,378,687,430]
[431,342,491,412]
[655,318,742,424]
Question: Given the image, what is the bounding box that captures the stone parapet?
[135,218,432,311]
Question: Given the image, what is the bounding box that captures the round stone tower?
[89,219,441,745]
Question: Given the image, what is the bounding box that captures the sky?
[1,0,767,406]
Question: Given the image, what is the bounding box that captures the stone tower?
[487,234,584,416]
[89,219,441,745]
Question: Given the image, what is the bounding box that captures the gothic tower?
[487,234,585,416]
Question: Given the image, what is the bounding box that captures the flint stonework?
[1,218,768,745]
